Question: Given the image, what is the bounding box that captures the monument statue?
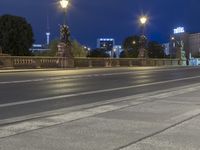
[60,25,71,44]
[57,24,74,68]
[57,24,73,58]
[175,40,186,60]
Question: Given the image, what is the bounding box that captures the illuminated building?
[97,38,115,51]
[170,27,200,59]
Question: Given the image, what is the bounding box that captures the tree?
[121,35,140,58]
[71,40,87,57]
[148,41,165,58]
[0,15,34,56]
[48,39,59,56]
[36,39,87,57]
[88,48,110,58]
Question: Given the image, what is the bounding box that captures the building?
[170,27,200,59]
[97,38,115,57]
[189,33,200,57]
[113,45,123,58]
[30,44,50,54]
[97,38,115,50]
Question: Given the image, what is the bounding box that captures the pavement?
[1,66,200,149]
[1,83,200,149]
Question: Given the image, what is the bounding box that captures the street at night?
[1,0,200,149]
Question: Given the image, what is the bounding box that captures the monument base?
[138,48,147,58]
[57,42,74,68]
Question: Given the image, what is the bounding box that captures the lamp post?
[57,0,73,68]
[138,16,148,58]
[140,16,147,35]
[60,0,69,25]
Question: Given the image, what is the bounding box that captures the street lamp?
[57,0,73,59]
[60,0,69,25]
[138,16,148,58]
[139,16,148,35]
[140,16,147,25]
[60,0,69,9]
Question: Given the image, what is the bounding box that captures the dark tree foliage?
[0,15,34,56]
[88,48,110,58]
[148,41,165,58]
[121,35,140,58]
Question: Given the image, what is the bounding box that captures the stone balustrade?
[0,56,185,69]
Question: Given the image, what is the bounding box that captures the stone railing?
[74,58,184,68]
[0,56,185,69]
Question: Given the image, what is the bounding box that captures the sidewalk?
[0,87,200,150]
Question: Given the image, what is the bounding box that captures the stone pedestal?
[57,42,73,58]
[57,42,74,68]
[138,35,148,58]
[138,48,146,58]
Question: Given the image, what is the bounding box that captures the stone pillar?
[138,35,148,58]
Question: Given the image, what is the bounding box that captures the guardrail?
[0,56,185,69]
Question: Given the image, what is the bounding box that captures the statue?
[60,25,71,45]
[57,24,74,68]
[176,40,186,60]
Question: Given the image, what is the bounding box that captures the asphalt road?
[1,66,200,121]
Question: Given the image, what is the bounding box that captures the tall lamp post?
[57,0,73,58]
[60,0,69,25]
[57,0,74,68]
[138,16,148,58]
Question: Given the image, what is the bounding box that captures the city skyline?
[0,0,200,47]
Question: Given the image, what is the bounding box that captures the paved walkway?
[0,86,200,150]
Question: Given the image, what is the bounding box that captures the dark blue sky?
[0,0,199,48]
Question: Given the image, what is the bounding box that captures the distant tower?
[46,15,50,45]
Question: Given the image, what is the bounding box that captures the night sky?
[0,0,199,48]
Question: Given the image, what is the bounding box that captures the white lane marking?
[1,75,200,108]
[0,67,198,85]
[1,84,200,139]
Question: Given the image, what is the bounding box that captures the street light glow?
[140,16,147,25]
[60,0,69,9]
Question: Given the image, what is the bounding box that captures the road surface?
[0,66,200,122]
[1,66,200,150]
